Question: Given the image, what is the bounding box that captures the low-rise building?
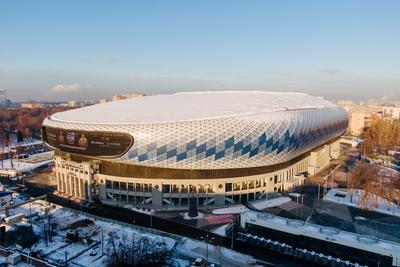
[0,191,13,211]
[112,93,145,101]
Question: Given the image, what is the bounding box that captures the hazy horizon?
[1,1,400,102]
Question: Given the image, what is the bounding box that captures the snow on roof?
[48,91,337,124]
[243,210,400,253]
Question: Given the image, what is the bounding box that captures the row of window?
[161,184,215,194]
[106,180,152,192]
[58,164,88,175]
[106,193,152,205]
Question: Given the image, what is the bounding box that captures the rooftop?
[48,91,337,124]
[244,210,400,253]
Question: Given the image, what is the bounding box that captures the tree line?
[0,107,71,141]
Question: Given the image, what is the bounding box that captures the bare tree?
[350,162,380,208]
[105,231,170,267]
[350,162,400,211]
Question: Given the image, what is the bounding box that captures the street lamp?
[200,234,215,267]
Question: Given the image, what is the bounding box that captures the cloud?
[49,83,81,94]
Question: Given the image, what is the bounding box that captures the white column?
[57,173,61,191]
[69,175,73,195]
[76,177,79,197]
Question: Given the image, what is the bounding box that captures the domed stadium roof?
[49,91,337,124]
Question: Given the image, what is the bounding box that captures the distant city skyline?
[1,1,400,101]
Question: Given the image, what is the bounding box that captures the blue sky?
[1,0,399,101]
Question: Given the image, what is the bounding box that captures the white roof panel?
[49,91,337,124]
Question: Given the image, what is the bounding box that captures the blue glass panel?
[206,147,216,157]
[225,137,234,148]
[167,149,177,158]
[249,147,259,157]
[233,140,243,152]
[156,145,167,156]
[284,130,290,142]
[138,154,148,161]
[265,137,273,149]
[177,152,187,161]
[258,133,266,145]
[277,144,285,154]
[242,144,251,155]
[196,143,206,154]
[129,149,138,158]
[215,150,225,160]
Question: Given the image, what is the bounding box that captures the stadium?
[42,91,348,208]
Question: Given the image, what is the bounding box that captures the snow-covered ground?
[259,197,291,209]
[212,197,291,215]
[176,237,261,267]
[11,201,177,267]
[325,188,400,217]
[212,205,247,215]
[211,224,229,237]
[0,151,53,174]
[6,200,263,267]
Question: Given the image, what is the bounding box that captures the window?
[162,184,170,193]
[120,182,127,190]
[136,183,143,192]
[225,183,232,192]
[128,183,134,191]
[144,184,152,192]
[106,180,112,189]
[242,181,248,190]
[171,184,179,193]
[274,175,278,184]
[181,185,188,193]
[249,181,254,189]
[113,181,120,190]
